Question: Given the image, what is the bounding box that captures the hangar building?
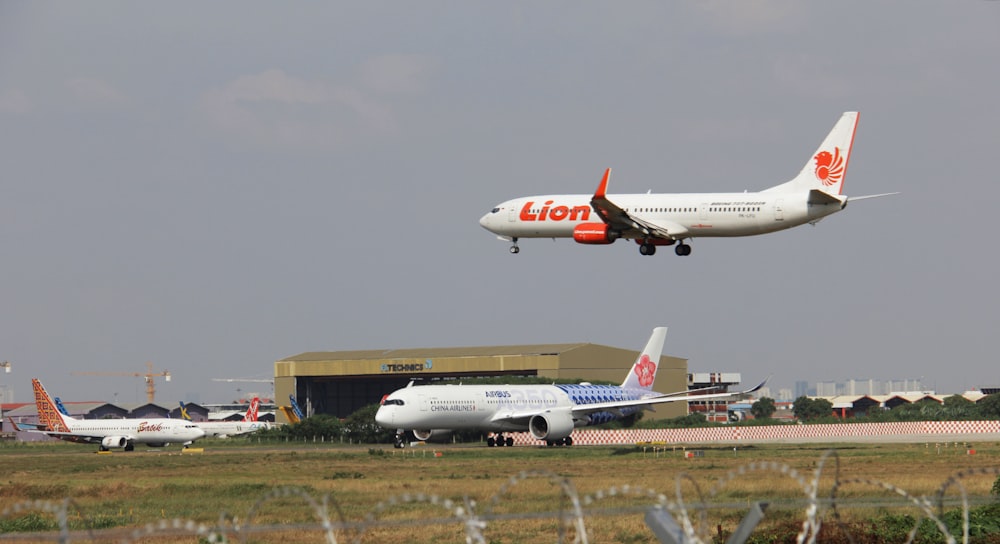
[273,341,689,423]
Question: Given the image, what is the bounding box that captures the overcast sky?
[2,2,998,405]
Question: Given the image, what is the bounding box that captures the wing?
[591,168,689,241]
[484,378,768,426]
[25,429,107,444]
[571,378,768,418]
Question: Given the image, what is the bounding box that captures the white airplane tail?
[32,378,74,432]
[620,327,668,391]
[764,111,859,196]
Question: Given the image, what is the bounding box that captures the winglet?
[743,375,770,395]
[593,168,612,199]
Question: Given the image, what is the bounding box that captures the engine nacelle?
[412,429,453,443]
[101,436,127,449]
[572,223,619,245]
[528,410,575,441]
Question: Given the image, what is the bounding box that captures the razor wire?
[2,450,1000,544]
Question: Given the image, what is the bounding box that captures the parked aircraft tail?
[620,327,668,391]
[32,378,73,432]
[243,397,260,422]
[178,401,192,421]
[764,111,859,196]
[54,397,70,416]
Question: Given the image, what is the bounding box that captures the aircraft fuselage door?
[774,199,784,221]
[419,394,429,411]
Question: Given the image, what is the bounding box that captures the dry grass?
[1,439,998,542]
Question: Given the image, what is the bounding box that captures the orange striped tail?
[32,378,71,432]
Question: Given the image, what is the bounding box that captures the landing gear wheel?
[565,436,573,446]
[394,434,406,449]
[675,243,691,256]
[124,442,135,452]
[639,243,656,256]
[506,437,513,447]
[509,237,520,254]
[495,433,506,446]
[487,436,496,447]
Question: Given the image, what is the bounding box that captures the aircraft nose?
[374,407,392,428]
[479,212,492,230]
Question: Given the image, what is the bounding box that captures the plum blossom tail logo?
[814,147,845,187]
[633,355,656,387]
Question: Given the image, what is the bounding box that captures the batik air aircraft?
[479,112,896,256]
[183,397,273,438]
[374,327,765,448]
[14,378,205,451]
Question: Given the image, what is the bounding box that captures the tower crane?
[72,361,170,403]
[211,377,274,399]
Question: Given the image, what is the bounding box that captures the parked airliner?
[14,378,205,451]
[187,397,273,438]
[479,112,896,255]
[374,327,765,448]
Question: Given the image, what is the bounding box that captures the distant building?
[687,372,741,423]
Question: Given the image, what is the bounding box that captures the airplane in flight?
[479,111,897,256]
[374,327,765,448]
[14,378,205,451]
[185,397,273,438]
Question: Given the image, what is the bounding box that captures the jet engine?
[412,429,453,443]
[572,223,619,245]
[528,410,575,441]
[101,436,127,449]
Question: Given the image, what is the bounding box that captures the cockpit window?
[381,399,404,406]
[491,207,500,213]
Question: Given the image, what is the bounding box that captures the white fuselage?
[64,417,206,445]
[375,383,645,433]
[479,191,844,240]
[195,420,272,438]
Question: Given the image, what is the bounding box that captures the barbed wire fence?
[3,450,999,544]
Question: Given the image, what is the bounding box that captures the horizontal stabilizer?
[807,189,846,206]
[848,192,900,202]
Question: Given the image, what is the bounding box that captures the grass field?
[2,438,999,543]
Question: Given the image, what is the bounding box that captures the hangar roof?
[279,342,591,362]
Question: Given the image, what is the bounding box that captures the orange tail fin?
[32,378,71,432]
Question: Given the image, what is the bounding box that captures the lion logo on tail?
[814,147,845,187]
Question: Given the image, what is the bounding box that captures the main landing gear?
[637,240,692,256]
[394,432,406,449]
[487,433,515,447]
[509,238,520,254]
[546,436,574,447]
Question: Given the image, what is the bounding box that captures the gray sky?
[2,2,998,405]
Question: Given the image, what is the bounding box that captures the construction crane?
[72,361,170,404]
[211,377,274,399]
[211,377,273,384]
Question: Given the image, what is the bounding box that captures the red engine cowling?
[573,223,618,245]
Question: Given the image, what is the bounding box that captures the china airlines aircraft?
[374,327,765,448]
[13,378,205,451]
[188,397,273,438]
[479,112,896,256]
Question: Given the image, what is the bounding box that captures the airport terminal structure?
[273,340,692,423]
